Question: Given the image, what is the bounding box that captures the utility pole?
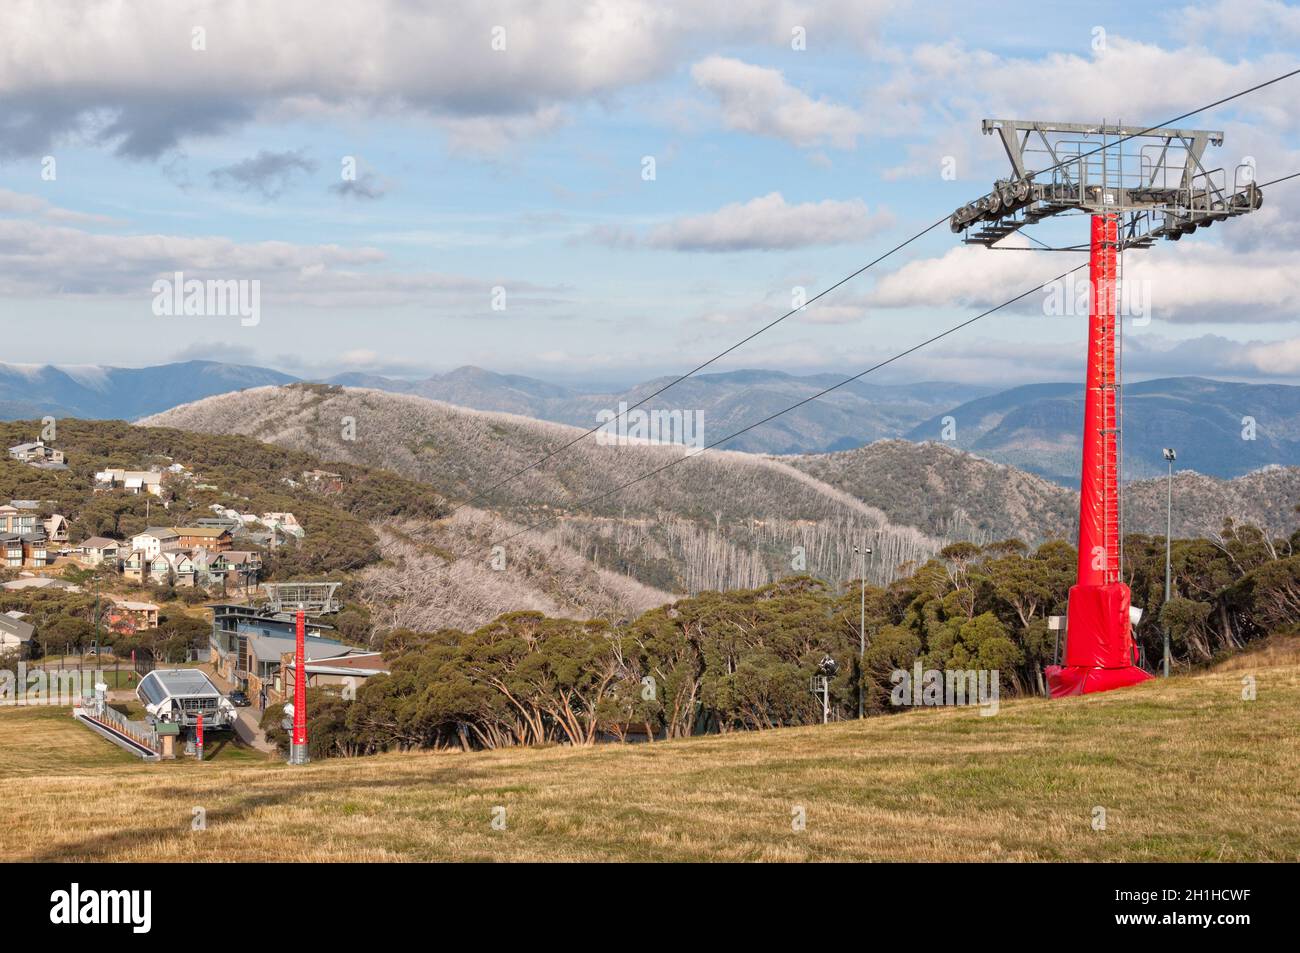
[1162,448,1176,677]
[93,570,101,665]
[853,545,872,718]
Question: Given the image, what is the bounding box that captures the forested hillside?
[143,384,947,592]
[0,418,446,577]
[146,384,1300,583]
[1122,466,1300,539]
[786,440,1078,543]
[359,513,674,635]
[786,440,1300,542]
[2,416,685,642]
[0,418,455,659]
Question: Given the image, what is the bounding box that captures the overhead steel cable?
[443,66,1300,516]
[484,261,1089,550]
[451,164,1300,559]
[1020,66,1300,184]
[1259,171,1300,187]
[444,214,950,515]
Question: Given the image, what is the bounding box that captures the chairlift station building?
[137,668,238,730]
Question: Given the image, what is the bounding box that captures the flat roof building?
[0,613,35,658]
[209,604,359,700]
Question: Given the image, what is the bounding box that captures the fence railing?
[81,694,161,754]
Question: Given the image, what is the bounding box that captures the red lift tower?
[263,581,341,765]
[289,609,309,764]
[951,119,1263,696]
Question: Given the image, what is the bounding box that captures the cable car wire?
[443,66,1300,517]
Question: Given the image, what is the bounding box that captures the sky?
[1,0,1299,389]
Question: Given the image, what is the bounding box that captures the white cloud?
[1126,244,1300,322]
[0,0,893,157]
[1238,336,1300,374]
[594,192,892,251]
[1177,0,1300,41]
[436,105,569,156]
[691,56,864,149]
[1221,154,1300,249]
[866,238,1073,310]
[879,38,1298,132]
[872,37,1300,186]
[0,215,562,309]
[864,235,1300,324]
[340,349,380,366]
[0,188,118,225]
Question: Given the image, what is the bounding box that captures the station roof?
[139,669,223,706]
[245,631,350,663]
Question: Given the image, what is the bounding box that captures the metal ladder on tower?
[1097,224,1121,585]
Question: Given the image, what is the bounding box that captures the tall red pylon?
[1046,213,1152,697]
[954,118,1265,696]
[288,609,310,764]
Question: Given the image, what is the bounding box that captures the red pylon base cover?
[1046,663,1153,697]
[1047,580,1153,697]
[1064,582,1134,668]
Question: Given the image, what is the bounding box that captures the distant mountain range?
[0,361,295,421]
[3,360,1298,484]
[327,365,994,453]
[904,377,1300,485]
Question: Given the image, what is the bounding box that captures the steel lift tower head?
[951,119,1263,697]
[262,583,342,765]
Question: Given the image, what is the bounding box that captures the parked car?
[228,690,251,708]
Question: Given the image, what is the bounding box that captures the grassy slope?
[1,641,1296,862]
[0,706,265,781]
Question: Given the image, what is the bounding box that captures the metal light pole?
[92,568,103,653]
[1162,448,1176,677]
[853,545,872,718]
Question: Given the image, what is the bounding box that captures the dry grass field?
[2,639,1297,862]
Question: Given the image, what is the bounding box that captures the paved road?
[230,707,276,754]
